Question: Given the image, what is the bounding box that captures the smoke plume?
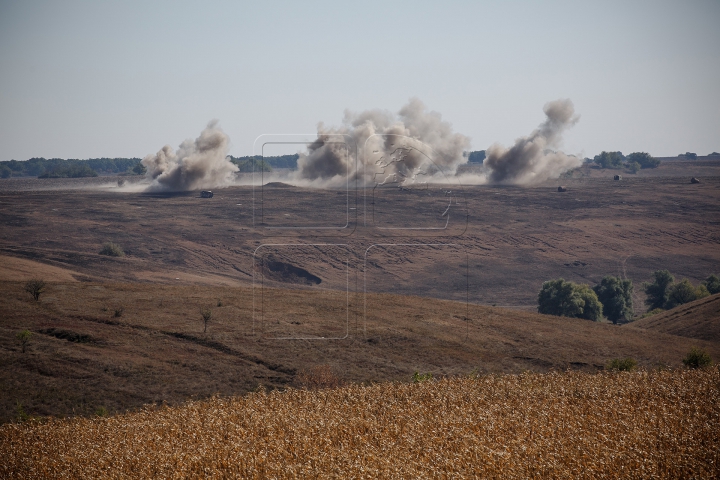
[294,98,471,186]
[483,99,580,185]
[142,120,237,191]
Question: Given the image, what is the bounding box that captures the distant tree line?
[228,154,300,172]
[0,157,143,178]
[592,151,660,172]
[538,271,719,323]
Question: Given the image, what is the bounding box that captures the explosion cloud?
[294,98,471,186]
[142,120,237,192]
[483,99,581,185]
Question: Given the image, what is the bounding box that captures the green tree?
[593,151,625,169]
[703,274,720,295]
[643,270,674,310]
[626,152,660,169]
[626,161,641,174]
[593,276,634,324]
[538,279,603,321]
[664,279,709,309]
[132,163,147,175]
[0,164,11,178]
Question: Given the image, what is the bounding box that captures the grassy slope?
[2,279,718,424]
[627,293,720,343]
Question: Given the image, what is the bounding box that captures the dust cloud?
[482,99,581,185]
[141,120,238,192]
[294,98,471,187]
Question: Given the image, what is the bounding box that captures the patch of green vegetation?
[682,348,712,369]
[606,358,637,372]
[100,242,125,257]
[412,372,433,383]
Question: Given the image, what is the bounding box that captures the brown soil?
[1,161,718,308]
[1,160,719,422]
[1,278,719,423]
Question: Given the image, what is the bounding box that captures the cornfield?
[2,368,718,478]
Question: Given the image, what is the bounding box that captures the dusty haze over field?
[135,98,582,191]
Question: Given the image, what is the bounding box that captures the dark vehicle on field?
[200,190,214,198]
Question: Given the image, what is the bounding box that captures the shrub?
[626,161,641,174]
[113,307,124,318]
[24,279,46,301]
[99,242,125,257]
[412,372,434,383]
[0,164,12,178]
[606,358,637,372]
[16,330,33,353]
[538,279,603,321]
[593,276,634,324]
[703,274,720,295]
[643,270,674,310]
[682,347,712,369]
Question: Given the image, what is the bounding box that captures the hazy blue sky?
[1,0,718,161]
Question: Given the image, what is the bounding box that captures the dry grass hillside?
[2,368,718,478]
[2,277,718,424]
[1,162,719,309]
[629,293,720,343]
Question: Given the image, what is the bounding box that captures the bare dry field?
[2,368,718,478]
[1,160,718,307]
[1,278,719,423]
[0,161,718,419]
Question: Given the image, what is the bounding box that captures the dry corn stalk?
[1,368,718,478]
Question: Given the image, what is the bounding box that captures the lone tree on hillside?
[201,308,212,333]
[643,270,674,310]
[16,330,33,353]
[24,279,46,301]
[537,279,603,321]
[593,276,634,324]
